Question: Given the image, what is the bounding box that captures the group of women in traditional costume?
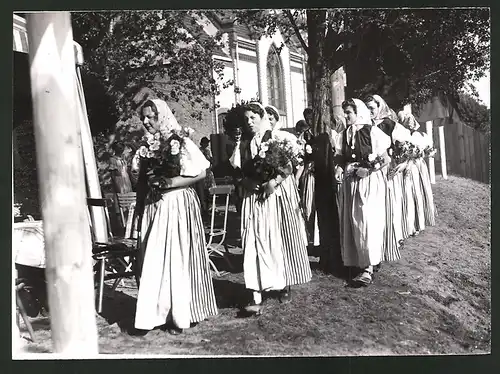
[129,93,435,334]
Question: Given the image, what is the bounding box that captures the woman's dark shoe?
[244,302,263,315]
[351,271,372,287]
[167,326,183,335]
[279,287,292,303]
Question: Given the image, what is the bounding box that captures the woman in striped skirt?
[265,105,312,302]
[334,99,391,286]
[400,112,436,228]
[365,94,408,262]
[395,112,425,236]
[132,99,217,335]
[294,119,319,246]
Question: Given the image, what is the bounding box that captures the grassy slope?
[17,175,491,356]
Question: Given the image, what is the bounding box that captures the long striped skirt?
[299,165,319,245]
[408,161,426,232]
[241,189,286,292]
[415,158,436,226]
[340,168,386,269]
[134,187,218,330]
[401,162,425,237]
[383,169,402,262]
[277,176,312,286]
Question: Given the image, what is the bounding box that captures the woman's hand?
[356,167,370,178]
[242,178,260,193]
[334,167,344,183]
[261,179,278,198]
[388,162,407,179]
[148,175,173,190]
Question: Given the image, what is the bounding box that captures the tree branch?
[284,10,309,56]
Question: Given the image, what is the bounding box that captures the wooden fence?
[428,119,490,184]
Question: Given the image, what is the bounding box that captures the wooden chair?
[206,185,234,276]
[116,192,137,232]
[15,278,36,343]
[87,198,141,313]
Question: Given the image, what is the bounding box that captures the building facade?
[199,13,309,131]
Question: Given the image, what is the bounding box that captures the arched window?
[266,46,285,112]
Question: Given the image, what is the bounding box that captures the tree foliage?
[233,8,490,133]
[71,11,228,133]
[456,93,490,134]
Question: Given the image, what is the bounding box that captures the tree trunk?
[306,10,332,136]
[27,12,98,355]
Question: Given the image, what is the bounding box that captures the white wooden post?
[426,120,436,184]
[27,12,98,356]
[438,125,448,179]
[74,47,108,243]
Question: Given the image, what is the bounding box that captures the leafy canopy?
[72,11,229,129]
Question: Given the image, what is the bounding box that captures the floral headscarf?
[150,99,182,138]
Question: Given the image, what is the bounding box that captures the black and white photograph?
[12,8,491,358]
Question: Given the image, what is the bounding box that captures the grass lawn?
[15,175,491,356]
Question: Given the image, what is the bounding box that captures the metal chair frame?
[206,185,235,276]
[87,198,140,313]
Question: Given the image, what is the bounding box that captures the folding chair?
[116,192,137,234]
[15,278,36,343]
[87,198,141,313]
[206,185,235,276]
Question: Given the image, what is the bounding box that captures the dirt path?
[16,175,490,356]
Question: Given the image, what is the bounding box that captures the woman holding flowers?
[265,105,311,302]
[334,99,391,286]
[132,99,217,335]
[293,119,318,247]
[398,112,436,228]
[230,102,306,313]
[365,94,410,261]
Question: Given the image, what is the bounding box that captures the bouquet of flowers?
[423,145,437,158]
[388,140,424,179]
[134,128,192,190]
[345,153,384,179]
[392,140,422,164]
[242,137,304,198]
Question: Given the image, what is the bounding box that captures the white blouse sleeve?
[180,137,210,177]
[370,126,391,156]
[334,129,345,156]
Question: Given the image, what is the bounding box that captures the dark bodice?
[341,125,373,165]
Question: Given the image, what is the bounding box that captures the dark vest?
[342,125,373,164]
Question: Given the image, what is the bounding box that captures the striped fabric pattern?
[277,176,312,286]
[383,175,401,262]
[409,162,426,232]
[135,187,217,330]
[401,167,417,238]
[415,158,436,226]
[300,167,316,220]
[186,188,219,323]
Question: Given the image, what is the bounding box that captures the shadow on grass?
[98,285,148,337]
[212,278,250,309]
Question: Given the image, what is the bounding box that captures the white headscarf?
[343,99,372,150]
[265,104,282,131]
[372,94,395,124]
[150,99,182,138]
[352,98,372,126]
